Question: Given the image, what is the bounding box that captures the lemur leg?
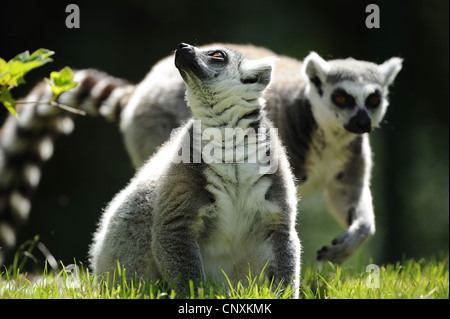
[150,161,212,295]
[152,227,206,294]
[263,228,301,298]
[317,183,375,263]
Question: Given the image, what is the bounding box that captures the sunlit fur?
[89,44,300,297]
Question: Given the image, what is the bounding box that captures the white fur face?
[302,52,403,134]
[174,43,273,111]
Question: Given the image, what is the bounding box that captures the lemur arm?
[317,136,375,263]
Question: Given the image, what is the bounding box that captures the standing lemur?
[89,43,301,296]
[0,43,402,265]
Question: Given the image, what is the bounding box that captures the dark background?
[1,0,448,269]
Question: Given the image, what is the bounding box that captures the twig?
[50,101,86,116]
[12,100,86,116]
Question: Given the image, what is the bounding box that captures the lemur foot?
[316,223,373,264]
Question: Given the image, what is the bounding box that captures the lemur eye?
[210,51,226,60]
[335,95,347,104]
[332,89,356,108]
[366,91,381,108]
[369,96,380,105]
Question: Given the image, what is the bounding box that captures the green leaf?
[11,48,54,65]
[13,49,54,75]
[45,66,78,100]
[0,58,10,86]
[0,49,57,117]
[6,60,29,87]
[0,49,54,88]
[0,58,7,75]
[0,86,17,117]
[29,48,55,61]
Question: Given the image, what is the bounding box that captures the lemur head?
[302,52,403,134]
[175,43,273,110]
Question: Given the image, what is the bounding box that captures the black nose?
[344,109,372,134]
[177,43,190,50]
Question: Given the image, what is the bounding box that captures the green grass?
[1,253,448,299]
[301,254,449,299]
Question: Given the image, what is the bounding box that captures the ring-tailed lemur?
[89,43,301,296]
[0,43,402,265]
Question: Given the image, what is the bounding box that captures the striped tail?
[0,69,135,265]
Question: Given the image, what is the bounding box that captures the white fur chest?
[199,161,280,281]
[300,127,356,195]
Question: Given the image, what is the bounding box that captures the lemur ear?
[378,57,403,87]
[302,52,330,82]
[240,57,275,87]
